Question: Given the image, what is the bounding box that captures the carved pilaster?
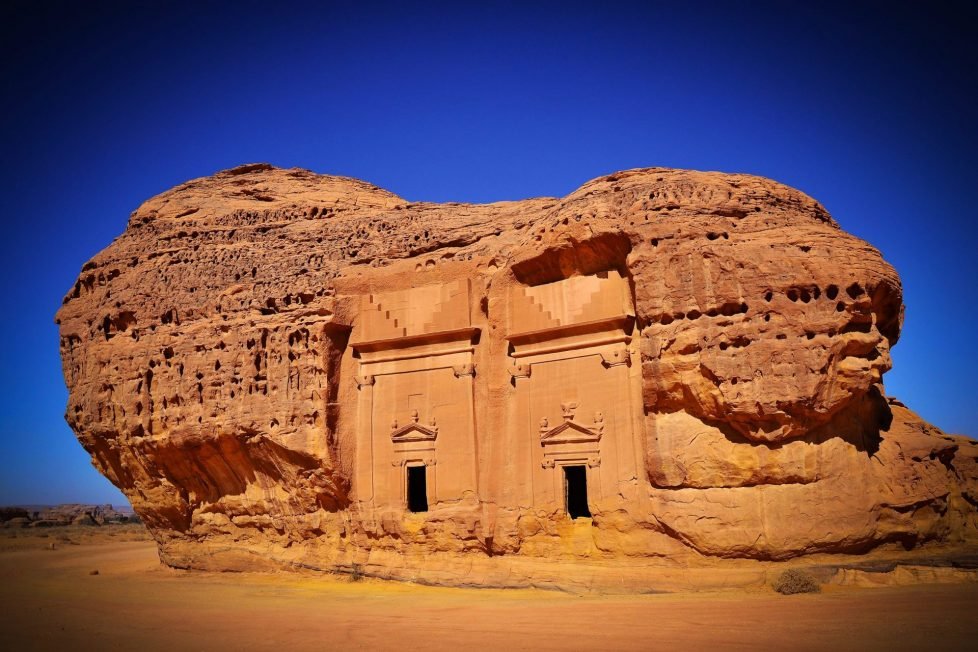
[508,363,531,379]
[353,374,375,389]
[599,348,629,368]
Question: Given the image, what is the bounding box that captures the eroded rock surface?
[56,164,978,585]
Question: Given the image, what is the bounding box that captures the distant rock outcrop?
[0,504,137,527]
[55,164,978,588]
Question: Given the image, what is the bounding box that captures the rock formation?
[0,504,138,527]
[56,164,978,587]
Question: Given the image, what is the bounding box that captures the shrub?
[773,569,820,595]
[350,563,364,582]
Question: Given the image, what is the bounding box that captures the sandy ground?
[1,527,977,651]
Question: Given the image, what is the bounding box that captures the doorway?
[563,465,590,519]
[407,465,428,513]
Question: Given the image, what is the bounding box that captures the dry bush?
[773,569,821,595]
[350,563,364,582]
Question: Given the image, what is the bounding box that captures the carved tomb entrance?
[505,270,643,514]
[350,280,479,511]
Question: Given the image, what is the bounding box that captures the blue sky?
[1,1,975,504]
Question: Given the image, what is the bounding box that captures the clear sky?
[1,1,975,505]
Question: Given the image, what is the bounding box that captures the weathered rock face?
[56,164,978,585]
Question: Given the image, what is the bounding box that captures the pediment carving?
[539,408,605,445]
[390,409,439,442]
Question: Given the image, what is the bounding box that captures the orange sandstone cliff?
[56,164,978,587]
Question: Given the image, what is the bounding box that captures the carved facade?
[350,280,479,510]
[348,272,640,518]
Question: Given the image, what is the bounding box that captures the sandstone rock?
[0,507,29,522]
[32,504,130,526]
[55,164,978,586]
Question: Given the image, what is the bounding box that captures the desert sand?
[1,526,976,651]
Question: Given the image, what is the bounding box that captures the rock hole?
[840,321,872,334]
[846,283,865,299]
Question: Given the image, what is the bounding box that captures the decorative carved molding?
[599,348,629,368]
[390,409,439,442]
[452,363,476,378]
[541,403,604,444]
[353,374,375,388]
[541,459,555,469]
[423,458,437,467]
[539,417,604,446]
[507,363,531,379]
[560,401,578,421]
[587,456,601,468]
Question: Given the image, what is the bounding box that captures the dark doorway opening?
[563,465,590,519]
[407,465,428,513]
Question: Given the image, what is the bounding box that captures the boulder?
[55,164,978,585]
